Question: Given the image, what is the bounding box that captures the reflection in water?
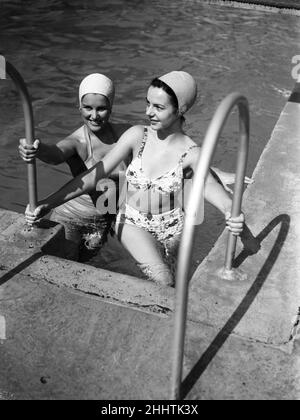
[0,0,299,271]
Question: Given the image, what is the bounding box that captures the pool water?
[0,0,299,274]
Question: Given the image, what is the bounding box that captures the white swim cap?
[158,71,197,115]
[79,73,115,108]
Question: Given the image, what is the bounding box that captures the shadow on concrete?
[0,252,43,287]
[0,218,65,288]
[181,213,290,399]
[234,214,289,268]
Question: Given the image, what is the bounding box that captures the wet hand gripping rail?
[0,55,38,210]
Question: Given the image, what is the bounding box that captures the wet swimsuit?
[118,126,198,236]
[125,127,196,195]
[116,127,199,286]
[51,125,116,259]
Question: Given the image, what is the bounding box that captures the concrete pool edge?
[1,85,299,328]
[0,83,299,399]
[202,0,300,15]
[188,82,300,349]
[0,208,175,316]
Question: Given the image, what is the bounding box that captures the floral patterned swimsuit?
[116,127,199,285]
[116,126,198,246]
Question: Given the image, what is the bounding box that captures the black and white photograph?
[0,0,299,402]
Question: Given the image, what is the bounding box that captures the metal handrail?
[170,92,249,400]
[0,55,37,211]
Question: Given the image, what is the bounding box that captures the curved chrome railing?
[170,92,250,400]
[0,55,37,211]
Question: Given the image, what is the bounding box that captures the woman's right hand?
[19,138,40,162]
[25,203,51,225]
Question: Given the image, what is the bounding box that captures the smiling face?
[146,86,180,131]
[80,93,111,132]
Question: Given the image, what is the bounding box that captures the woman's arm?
[210,166,253,194]
[204,173,244,235]
[25,126,142,223]
[185,147,244,235]
[204,172,232,214]
[204,173,245,235]
[19,134,79,165]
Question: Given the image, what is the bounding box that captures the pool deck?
[0,84,300,400]
[233,0,300,9]
[205,0,300,14]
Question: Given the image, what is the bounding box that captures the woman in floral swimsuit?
[25,71,245,287]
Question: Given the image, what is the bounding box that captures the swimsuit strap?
[83,125,95,165]
[137,126,148,159]
[178,144,200,165]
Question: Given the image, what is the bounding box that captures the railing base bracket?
[217,266,248,282]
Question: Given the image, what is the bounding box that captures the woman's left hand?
[225,212,245,236]
[25,203,51,225]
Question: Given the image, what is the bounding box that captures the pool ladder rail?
[171,92,250,400]
[1,55,250,400]
[0,55,38,212]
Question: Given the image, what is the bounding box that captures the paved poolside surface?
[237,0,300,9]
[0,84,299,400]
[208,0,300,11]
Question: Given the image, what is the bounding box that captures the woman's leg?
[163,235,181,280]
[115,221,174,287]
[79,215,115,262]
[50,211,81,261]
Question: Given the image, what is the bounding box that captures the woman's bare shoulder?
[183,134,199,148]
[182,136,201,167]
[56,126,86,152]
[62,126,85,143]
[119,124,145,145]
[126,124,145,136]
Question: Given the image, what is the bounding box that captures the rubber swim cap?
[79,73,115,108]
[158,71,197,115]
